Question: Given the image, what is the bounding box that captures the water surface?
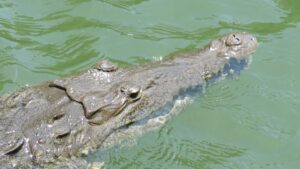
[0,0,300,168]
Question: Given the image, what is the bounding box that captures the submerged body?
[0,32,257,168]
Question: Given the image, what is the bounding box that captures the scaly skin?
[0,32,257,168]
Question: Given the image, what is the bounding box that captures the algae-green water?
[1,0,300,168]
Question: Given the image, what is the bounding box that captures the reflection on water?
[1,0,300,168]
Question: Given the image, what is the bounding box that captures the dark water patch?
[96,0,147,10]
[14,15,46,36]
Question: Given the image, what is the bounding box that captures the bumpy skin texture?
[0,32,257,168]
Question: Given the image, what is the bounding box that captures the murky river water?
[1,0,300,168]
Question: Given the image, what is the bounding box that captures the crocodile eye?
[128,86,141,100]
[120,85,141,100]
[129,91,139,99]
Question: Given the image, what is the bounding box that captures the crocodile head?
[89,32,258,148]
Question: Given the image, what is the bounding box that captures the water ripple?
[0,0,13,8]
[146,24,204,40]
[97,0,147,10]
[94,126,251,169]
[31,35,100,75]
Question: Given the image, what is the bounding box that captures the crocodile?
[0,32,257,168]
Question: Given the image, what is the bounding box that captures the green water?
[1,0,300,168]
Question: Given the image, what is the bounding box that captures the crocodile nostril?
[226,34,242,46]
[249,36,258,45]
